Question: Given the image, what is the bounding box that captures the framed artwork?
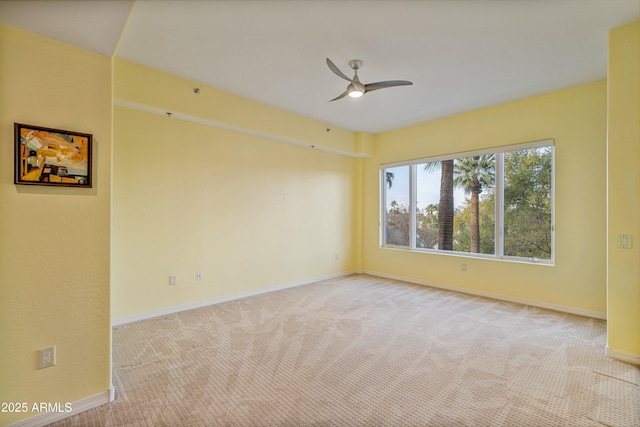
[14,123,92,188]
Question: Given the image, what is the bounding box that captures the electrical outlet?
[169,275,177,286]
[196,272,203,281]
[39,346,56,369]
[461,263,467,271]
[619,234,632,249]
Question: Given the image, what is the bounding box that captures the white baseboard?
[363,270,607,320]
[6,387,115,427]
[113,271,356,326]
[605,346,640,365]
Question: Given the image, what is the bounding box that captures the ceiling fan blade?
[328,89,349,102]
[365,80,413,93]
[326,58,353,82]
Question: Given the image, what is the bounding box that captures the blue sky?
[385,165,466,212]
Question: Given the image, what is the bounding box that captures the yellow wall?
[114,59,357,156]
[111,59,358,319]
[363,81,608,315]
[0,25,112,424]
[607,20,640,360]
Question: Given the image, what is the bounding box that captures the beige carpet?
[54,274,639,426]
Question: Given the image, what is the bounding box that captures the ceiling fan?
[326,58,413,102]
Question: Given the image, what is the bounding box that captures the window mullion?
[380,169,387,246]
[550,147,555,264]
[495,152,504,259]
[410,164,417,249]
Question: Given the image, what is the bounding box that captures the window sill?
[380,245,554,266]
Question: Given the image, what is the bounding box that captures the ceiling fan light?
[348,89,364,98]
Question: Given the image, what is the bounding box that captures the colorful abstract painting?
[14,123,92,187]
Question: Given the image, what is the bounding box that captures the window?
[381,140,554,263]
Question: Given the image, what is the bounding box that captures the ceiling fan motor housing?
[326,57,413,102]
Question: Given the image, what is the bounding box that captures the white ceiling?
[1,0,638,133]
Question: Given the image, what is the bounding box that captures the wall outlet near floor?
[39,346,56,369]
[461,263,467,271]
[169,275,177,286]
[619,234,632,249]
[196,272,203,281]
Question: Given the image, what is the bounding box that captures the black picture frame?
[14,123,92,188]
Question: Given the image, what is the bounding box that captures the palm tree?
[424,160,454,250]
[385,171,394,189]
[453,155,495,253]
[425,203,439,228]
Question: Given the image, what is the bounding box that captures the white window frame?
[380,139,555,265]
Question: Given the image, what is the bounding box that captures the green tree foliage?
[503,147,552,259]
[453,195,495,254]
